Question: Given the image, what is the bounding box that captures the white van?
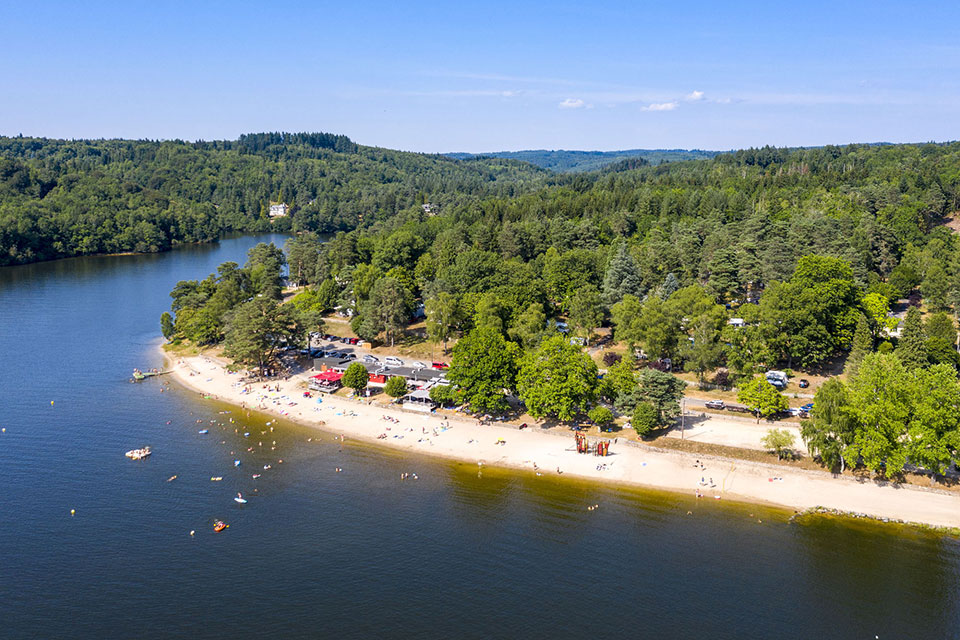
[385,356,403,367]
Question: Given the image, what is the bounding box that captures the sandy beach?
[164,350,960,529]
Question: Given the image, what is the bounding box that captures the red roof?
[311,371,343,382]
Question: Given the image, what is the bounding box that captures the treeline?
[275,142,960,377]
[0,133,548,266]
[162,242,325,375]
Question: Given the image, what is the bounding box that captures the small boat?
[234,493,247,504]
[198,429,209,435]
[210,476,223,482]
[213,520,228,532]
[263,464,272,470]
[167,475,177,482]
[251,474,261,479]
[233,460,241,467]
[125,446,151,460]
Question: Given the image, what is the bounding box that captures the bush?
[602,352,622,366]
[761,428,796,460]
[632,402,658,437]
[384,376,408,399]
[429,384,462,407]
[712,369,731,389]
[588,406,614,427]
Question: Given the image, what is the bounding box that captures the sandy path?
[164,351,960,529]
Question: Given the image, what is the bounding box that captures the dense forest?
[159,139,960,477]
[446,148,719,172]
[0,132,548,265]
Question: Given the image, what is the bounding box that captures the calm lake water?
[1,235,958,639]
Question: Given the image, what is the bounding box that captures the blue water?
[1,235,958,639]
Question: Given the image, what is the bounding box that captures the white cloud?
[559,98,585,109]
[685,90,705,101]
[643,101,677,111]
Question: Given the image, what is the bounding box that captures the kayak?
[233,460,241,467]
[198,429,209,434]
[234,497,248,504]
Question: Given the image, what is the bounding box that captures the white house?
[269,203,288,218]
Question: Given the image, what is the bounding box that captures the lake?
[1,235,958,639]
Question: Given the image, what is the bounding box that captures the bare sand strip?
[164,351,960,529]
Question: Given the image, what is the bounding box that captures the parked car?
[347,337,360,345]
[412,361,428,369]
[798,379,810,388]
[431,361,449,370]
[362,355,379,363]
[385,356,403,366]
[801,403,813,412]
[705,400,725,410]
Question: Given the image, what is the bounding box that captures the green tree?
[637,369,685,425]
[610,294,644,352]
[516,335,599,421]
[860,292,897,340]
[681,315,723,383]
[706,246,740,301]
[588,406,614,429]
[508,302,549,349]
[246,242,286,299]
[384,376,408,399]
[342,362,369,394]
[632,402,658,437]
[599,356,638,405]
[160,312,175,341]
[904,364,960,476]
[425,292,459,354]
[761,428,796,460]
[922,263,951,311]
[801,378,856,472]
[844,313,873,378]
[429,383,462,407]
[359,277,413,346]
[447,326,521,414]
[895,306,927,371]
[222,298,299,376]
[759,255,859,368]
[473,292,509,334]
[601,241,644,307]
[566,284,603,342]
[844,352,910,475]
[737,377,788,420]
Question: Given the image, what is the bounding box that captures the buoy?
[50,401,54,406]
[190,530,195,536]
[70,509,75,516]
[1,428,5,433]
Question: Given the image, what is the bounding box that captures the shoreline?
[160,347,960,530]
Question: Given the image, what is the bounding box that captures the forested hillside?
[262,142,960,372]
[0,133,547,266]
[446,148,719,172]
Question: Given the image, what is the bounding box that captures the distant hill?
[445,148,720,173]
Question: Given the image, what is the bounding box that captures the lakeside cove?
[165,348,960,532]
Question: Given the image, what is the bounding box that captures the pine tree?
[844,313,873,377]
[602,241,644,307]
[895,306,927,370]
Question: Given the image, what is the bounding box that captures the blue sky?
[1,1,958,152]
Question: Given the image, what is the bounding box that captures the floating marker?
[70,509,75,516]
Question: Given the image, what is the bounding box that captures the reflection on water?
[0,235,958,639]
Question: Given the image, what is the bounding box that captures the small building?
[269,203,289,218]
[313,357,352,372]
[402,387,437,412]
[728,318,746,328]
[309,371,343,393]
